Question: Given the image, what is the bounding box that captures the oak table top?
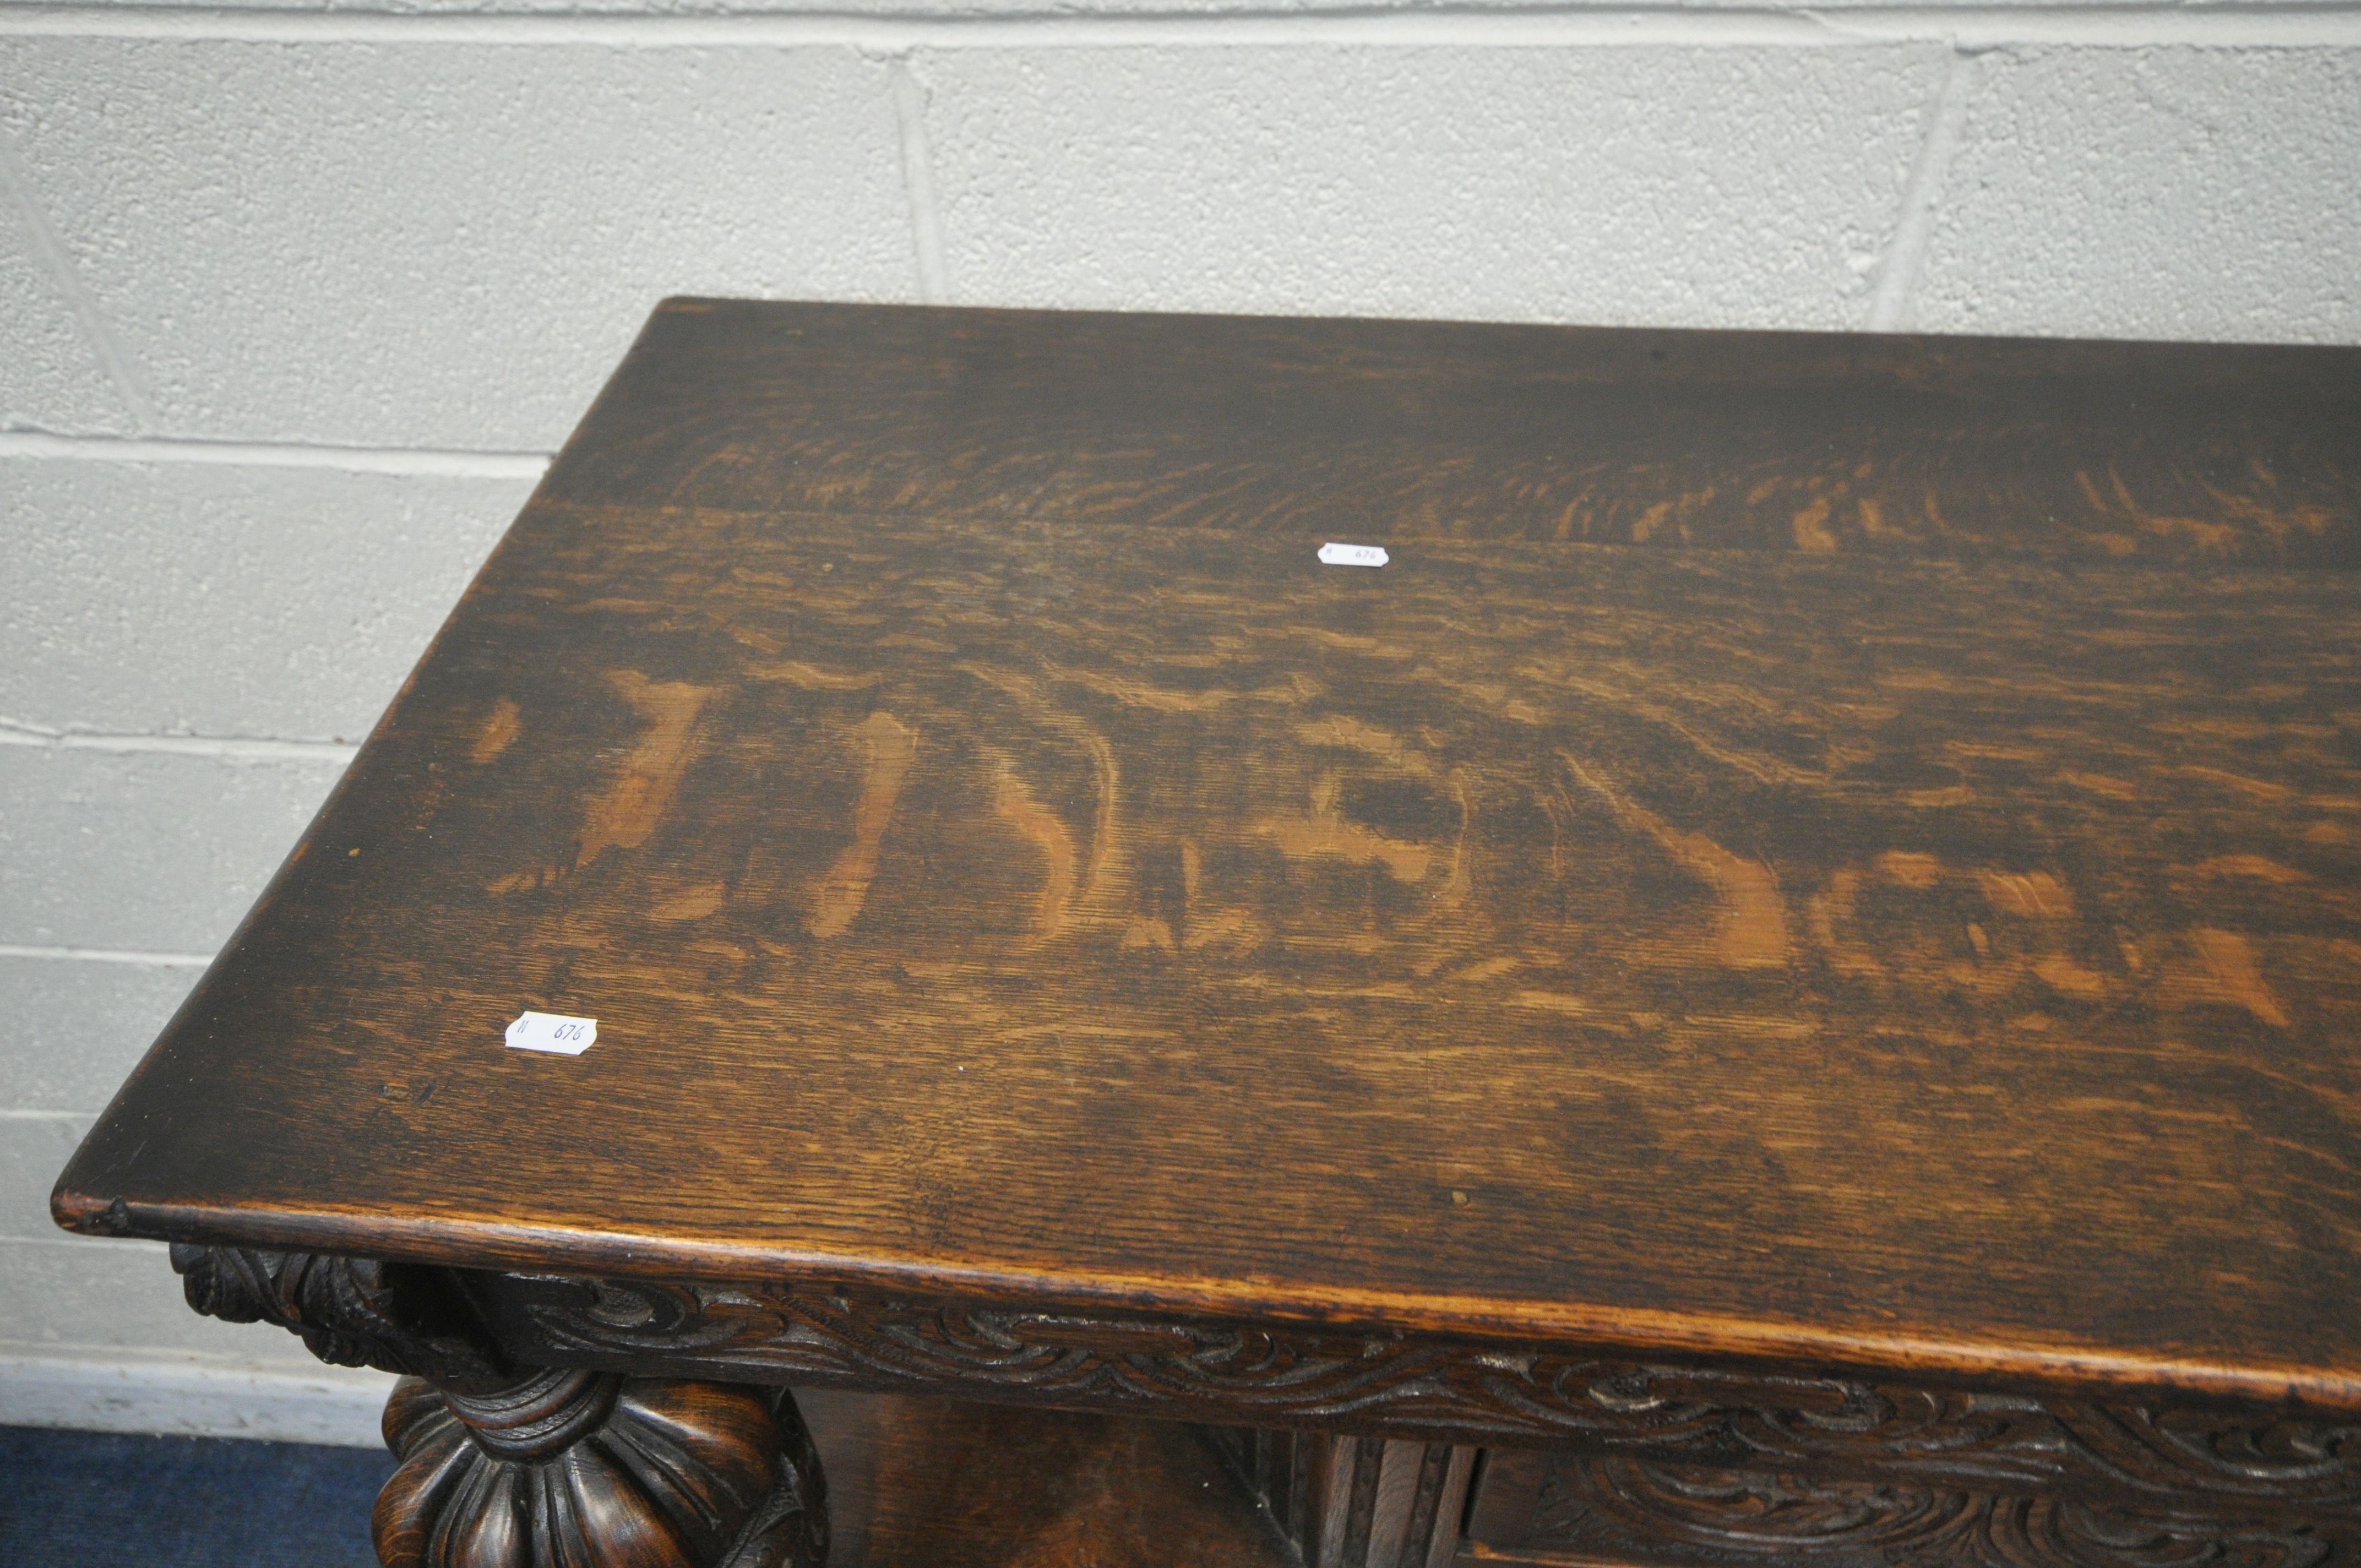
[55,300,2361,1435]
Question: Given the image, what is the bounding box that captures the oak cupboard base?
[160,1244,2360,1568]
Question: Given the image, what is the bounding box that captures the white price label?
[1318,542,1389,568]
[505,1011,597,1056]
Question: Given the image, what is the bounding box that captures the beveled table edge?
[52,1188,2361,1418]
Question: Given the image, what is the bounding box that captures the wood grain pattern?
[544,302,2361,568]
[52,303,2361,1426]
[798,1390,1298,1568]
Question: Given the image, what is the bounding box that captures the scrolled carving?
[376,1370,825,1568]
[1487,1358,2071,1485]
[1529,1454,2338,1567]
[508,1274,1479,1426]
[2071,1402,2361,1498]
[1478,1362,2361,1518]
[1538,1455,1971,1548]
[438,1368,618,1460]
[170,1243,508,1392]
[492,1275,2361,1523]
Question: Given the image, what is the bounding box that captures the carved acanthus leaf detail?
[170,1244,508,1392]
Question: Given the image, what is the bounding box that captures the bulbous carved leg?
[376,1368,826,1568]
[163,1242,825,1568]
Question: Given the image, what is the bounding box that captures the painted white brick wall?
[923,45,1953,324]
[0,0,2354,1445]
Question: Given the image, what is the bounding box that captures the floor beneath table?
[0,1389,1298,1567]
[0,1422,390,1567]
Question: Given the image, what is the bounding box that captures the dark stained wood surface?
[374,1369,826,1568]
[798,1391,1294,1567]
[1217,1427,1475,1568]
[541,301,2360,567]
[53,301,2361,1413]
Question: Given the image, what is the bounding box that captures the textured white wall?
[1,0,2357,1443]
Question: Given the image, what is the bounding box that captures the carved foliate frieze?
[1524,1454,2341,1568]
[1509,1363,2361,1514]
[499,1271,1523,1429]
[491,1275,2361,1521]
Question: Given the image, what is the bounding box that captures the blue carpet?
[0,1425,394,1567]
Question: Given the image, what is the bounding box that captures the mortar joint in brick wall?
[4,6,2360,48]
[888,56,950,304]
[0,944,215,968]
[0,129,159,431]
[0,718,360,765]
[1866,45,1976,333]
[0,431,551,478]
